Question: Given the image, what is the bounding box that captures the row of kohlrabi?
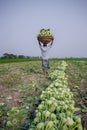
[29,61,83,130]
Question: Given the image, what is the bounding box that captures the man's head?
[43,43,47,47]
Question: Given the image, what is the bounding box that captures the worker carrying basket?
[37,29,54,76]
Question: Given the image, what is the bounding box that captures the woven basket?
[37,36,54,44]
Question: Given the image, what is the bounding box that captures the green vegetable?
[36,122,45,130]
[37,29,54,37]
[45,121,54,130]
[50,113,56,120]
[45,111,51,119]
[66,117,74,126]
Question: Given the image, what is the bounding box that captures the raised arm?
[51,39,54,46]
[48,39,54,47]
[38,41,41,46]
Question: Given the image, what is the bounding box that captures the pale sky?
[0,0,87,58]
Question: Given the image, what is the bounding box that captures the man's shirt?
[39,43,52,60]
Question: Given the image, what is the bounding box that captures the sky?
[0,0,87,58]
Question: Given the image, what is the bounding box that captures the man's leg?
[42,59,49,76]
[43,69,48,76]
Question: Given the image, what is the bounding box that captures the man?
[38,40,53,76]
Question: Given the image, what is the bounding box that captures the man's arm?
[38,41,41,46]
[47,39,54,47]
[51,39,54,46]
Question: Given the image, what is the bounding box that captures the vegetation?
[0,58,87,130]
[0,53,40,63]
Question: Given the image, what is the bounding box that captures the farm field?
[0,59,87,130]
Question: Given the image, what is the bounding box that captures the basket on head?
[37,36,54,44]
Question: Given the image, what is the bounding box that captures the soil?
[67,63,87,130]
[79,79,87,129]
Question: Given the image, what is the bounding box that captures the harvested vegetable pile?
[37,29,54,37]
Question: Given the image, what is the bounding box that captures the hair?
[43,44,47,47]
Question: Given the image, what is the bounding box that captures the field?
[0,59,87,130]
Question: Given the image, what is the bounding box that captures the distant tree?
[3,53,10,59]
[26,56,31,59]
[18,55,25,59]
[0,53,41,59]
[9,54,17,59]
[1,53,17,59]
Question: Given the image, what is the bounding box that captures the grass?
[0,58,40,63]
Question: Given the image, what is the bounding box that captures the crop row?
[29,61,83,130]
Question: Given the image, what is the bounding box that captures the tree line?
[0,53,40,59]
